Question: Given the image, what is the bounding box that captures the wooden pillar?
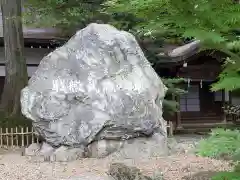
[168,121,174,137]
[227,91,233,123]
[229,91,232,105]
[176,95,183,130]
[222,90,227,123]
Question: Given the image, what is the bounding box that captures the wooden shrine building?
[157,40,240,131]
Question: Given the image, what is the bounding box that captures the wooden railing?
[0,127,39,148]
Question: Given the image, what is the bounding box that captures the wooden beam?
[181,121,234,128]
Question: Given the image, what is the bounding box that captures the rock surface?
[20,23,167,159]
[108,163,162,180]
[24,143,40,156]
[108,133,167,159]
[24,143,85,161]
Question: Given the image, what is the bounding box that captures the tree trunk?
[0,0,28,117]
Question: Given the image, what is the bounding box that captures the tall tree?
[0,0,28,117]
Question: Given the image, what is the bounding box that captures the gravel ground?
[0,135,233,180]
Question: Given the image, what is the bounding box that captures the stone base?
[24,142,85,162]
[24,133,167,161]
[88,133,168,159]
[109,133,168,160]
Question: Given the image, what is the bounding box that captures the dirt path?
[0,134,232,180]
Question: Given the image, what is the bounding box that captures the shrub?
[234,162,240,173]
[211,171,240,180]
[232,149,240,162]
[195,128,240,180]
[195,128,240,159]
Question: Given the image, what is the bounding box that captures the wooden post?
[176,95,183,130]
[228,91,235,123]
[21,127,24,147]
[31,127,34,144]
[11,128,13,148]
[0,128,2,148]
[222,90,227,124]
[229,91,232,105]
[6,128,8,147]
[168,121,173,137]
[167,94,175,136]
[16,127,19,147]
[26,127,29,146]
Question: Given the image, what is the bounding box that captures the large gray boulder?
[21,23,167,159]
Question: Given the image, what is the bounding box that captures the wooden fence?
[0,122,173,148]
[0,127,39,148]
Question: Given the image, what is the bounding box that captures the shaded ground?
[0,134,233,180]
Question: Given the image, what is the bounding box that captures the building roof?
[0,9,67,47]
[21,27,63,39]
[156,40,201,65]
[156,40,227,67]
[0,26,67,47]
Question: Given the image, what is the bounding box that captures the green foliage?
[104,0,240,91]
[211,42,240,91]
[195,128,240,180]
[104,0,240,41]
[234,162,240,172]
[211,171,240,180]
[23,0,106,34]
[162,78,186,116]
[195,128,240,159]
[232,148,240,162]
